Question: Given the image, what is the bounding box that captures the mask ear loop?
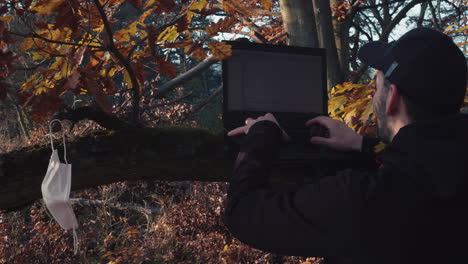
[73,228,78,255]
[48,119,68,164]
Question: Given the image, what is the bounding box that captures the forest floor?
[0,179,324,264]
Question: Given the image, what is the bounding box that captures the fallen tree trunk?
[0,127,376,210]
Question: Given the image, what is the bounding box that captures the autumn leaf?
[0,15,14,22]
[374,141,386,153]
[190,47,207,61]
[19,38,36,52]
[206,17,238,37]
[155,0,176,14]
[62,70,81,91]
[128,0,143,9]
[157,25,179,43]
[223,0,250,16]
[154,56,177,78]
[33,0,64,16]
[208,41,232,60]
[175,15,189,33]
[328,95,347,112]
[360,101,374,123]
[123,69,133,89]
[260,0,272,10]
[85,77,112,115]
[187,0,207,20]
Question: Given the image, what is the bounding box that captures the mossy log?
[0,127,376,210]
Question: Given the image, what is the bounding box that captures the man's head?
[359,28,467,141]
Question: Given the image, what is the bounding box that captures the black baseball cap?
[358,27,467,114]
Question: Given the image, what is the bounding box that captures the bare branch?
[417,2,429,27]
[381,0,429,41]
[155,56,218,99]
[187,84,222,116]
[428,0,442,31]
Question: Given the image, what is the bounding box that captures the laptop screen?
[224,43,326,114]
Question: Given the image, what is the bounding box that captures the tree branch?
[428,0,442,31]
[381,0,429,41]
[185,84,222,118]
[93,0,141,126]
[8,31,102,49]
[53,106,133,130]
[0,127,376,210]
[155,56,218,99]
[417,2,429,27]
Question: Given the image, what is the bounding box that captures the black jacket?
[224,114,468,264]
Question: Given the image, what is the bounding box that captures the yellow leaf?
[328,95,347,112]
[360,101,373,123]
[208,41,232,60]
[32,51,45,60]
[445,25,468,35]
[33,86,48,95]
[374,141,386,153]
[115,21,145,43]
[19,38,36,52]
[0,15,14,22]
[344,108,357,125]
[123,69,133,88]
[187,0,207,20]
[144,0,156,9]
[157,25,179,43]
[443,25,454,33]
[260,0,272,10]
[33,0,64,16]
[456,42,468,47]
[20,73,41,93]
[139,8,153,23]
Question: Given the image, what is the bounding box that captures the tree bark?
[279,0,319,48]
[312,0,344,89]
[0,127,376,210]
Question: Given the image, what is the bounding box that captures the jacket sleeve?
[224,120,379,257]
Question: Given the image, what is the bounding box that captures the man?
[224,27,468,264]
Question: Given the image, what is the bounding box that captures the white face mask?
[41,119,79,255]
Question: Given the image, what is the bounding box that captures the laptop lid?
[222,41,327,132]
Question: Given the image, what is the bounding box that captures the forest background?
[0,0,467,263]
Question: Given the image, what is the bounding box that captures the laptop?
[222,41,335,161]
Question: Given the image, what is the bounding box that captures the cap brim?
[358,41,391,70]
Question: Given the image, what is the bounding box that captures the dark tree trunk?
[279,0,318,48]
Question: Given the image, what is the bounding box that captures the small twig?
[8,31,102,49]
[183,84,223,120]
[71,198,160,215]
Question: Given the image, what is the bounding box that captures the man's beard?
[374,98,392,142]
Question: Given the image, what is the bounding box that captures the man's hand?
[305,116,363,152]
[227,113,290,142]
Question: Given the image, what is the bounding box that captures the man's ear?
[385,84,401,116]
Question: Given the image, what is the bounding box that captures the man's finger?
[227,126,246,136]
[310,136,331,146]
[245,117,254,125]
[305,116,330,127]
